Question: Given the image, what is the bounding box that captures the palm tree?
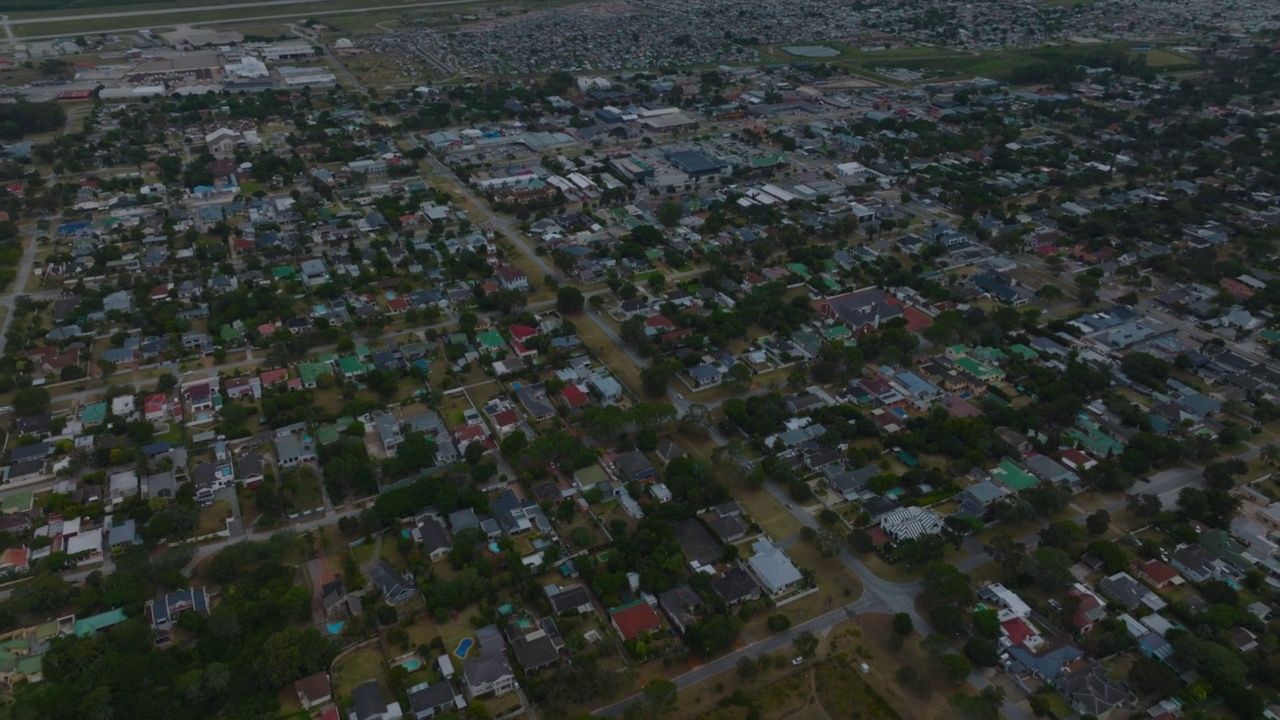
[1261,443,1280,466]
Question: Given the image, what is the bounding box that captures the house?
[656,439,687,465]
[613,450,657,482]
[746,538,804,596]
[610,600,664,640]
[495,265,529,291]
[1001,638,1084,682]
[238,454,266,488]
[826,464,881,501]
[224,375,262,400]
[349,679,404,720]
[1170,543,1229,583]
[147,587,211,632]
[657,585,703,635]
[505,616,563,672]
[275,433,316,467]
[415,515,452,562]
[1098,572,1166,612]
[814,287,904,334]
[1135,559,1181,589]
[712,566,762,605]
[491,488,554,537]
[294,671,332,710]
[545,584,595,616]
[463,625,516,698]
[703,502,749,543]
[878,506,943,542]
[406,680,465,720]
[0,546,29,575]
[1057,661,1131,719]
[369,560,416,605]
[1024,454,1079,486]
[373,412,403,456]
[1068,585,1106,634]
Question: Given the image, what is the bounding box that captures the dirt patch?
[832,613,972,720]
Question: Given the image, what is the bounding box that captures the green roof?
[271,266,296,279]
[954,356,1001,380]
[317,425,341,446]
[896,451,919,467]
[298,362,329,386]
[972,346,1007,362]
[1,492,32,513]
[1261,328,1280,344]
[750,152,786,168]
[80,401,108,425]
[992,460,1039,491]
[220,324,243,341]
[337,356,366,375]
[74,608,127,637]
[476,330,504,350]
[1008,344,1038,360]
[823,325,851,340]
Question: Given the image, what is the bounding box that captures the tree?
[793,631,819,658]
[892,612,914,637]
[1027,547,1074,590]
[922,563,973,607]
[984,532,1025,578]
[464,441,486,466]
[1128,656,1179,697]
[642,679,678,715]
[12,386,51,416]
[938,654,972,683]
[556,286,585,313]
[655,201,682,228]
[1086,509,1111,535]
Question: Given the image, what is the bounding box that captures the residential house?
[294,671,332,710]
[415,515,452,562]
[147,587,211,632]
[613,450,657,482]
[610,600,664,641]
[1057,661,1131,719]
[406,680,464,720]
[712,567,762,605]
[1135,559,1181,590]
[1171,543,1230,583]
[1098,572,1166,612]
[657,585,703,635]
[545,584,596,616]
[746,538,804,596]
[349,680,404,720]
[463,625,516,698]
[369,560,416,605]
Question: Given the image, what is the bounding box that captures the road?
[594,601,860,717]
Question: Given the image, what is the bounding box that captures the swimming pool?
[401,659,421,672]
[326,621,345,635]
[454,637,474,659]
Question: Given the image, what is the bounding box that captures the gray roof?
[350,680,388,720]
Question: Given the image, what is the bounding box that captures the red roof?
[509,324,538,341]
[260,368,290,385]
[1058,448,1096,470]
[1000,617,1037,647]
[611,602,663,640]
[1034,243,1059,256]
[455,424,488,443]
[496,265,526,281]
[144,393,169,412]
[562,386,589,408]
[644,314,675,329]
[491,409,520,428]
[1138,559,1179,585]
[258,323,277,336]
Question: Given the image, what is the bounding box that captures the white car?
[792,656,804,666]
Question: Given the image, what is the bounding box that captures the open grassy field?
[1140,48,1197,68]
[331,644,387,704]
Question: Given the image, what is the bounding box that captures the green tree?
[793,630,819,658]
[12,386,50,416]
[892,612,914,637]
[1086,509,1111,535]
[642,679,678,715]
[556,285,585,313]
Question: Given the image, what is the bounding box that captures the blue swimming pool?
[454,637,474,659]
[326,621,345,635]
[401,659,421,671]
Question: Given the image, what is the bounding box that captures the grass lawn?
[826,614,966,719]
[351,540,377,567]
[331,646,388,705]
[736,487,803,540]
[574,315,644,395]
[196,500,231,536]
[1138,48,1196,68]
